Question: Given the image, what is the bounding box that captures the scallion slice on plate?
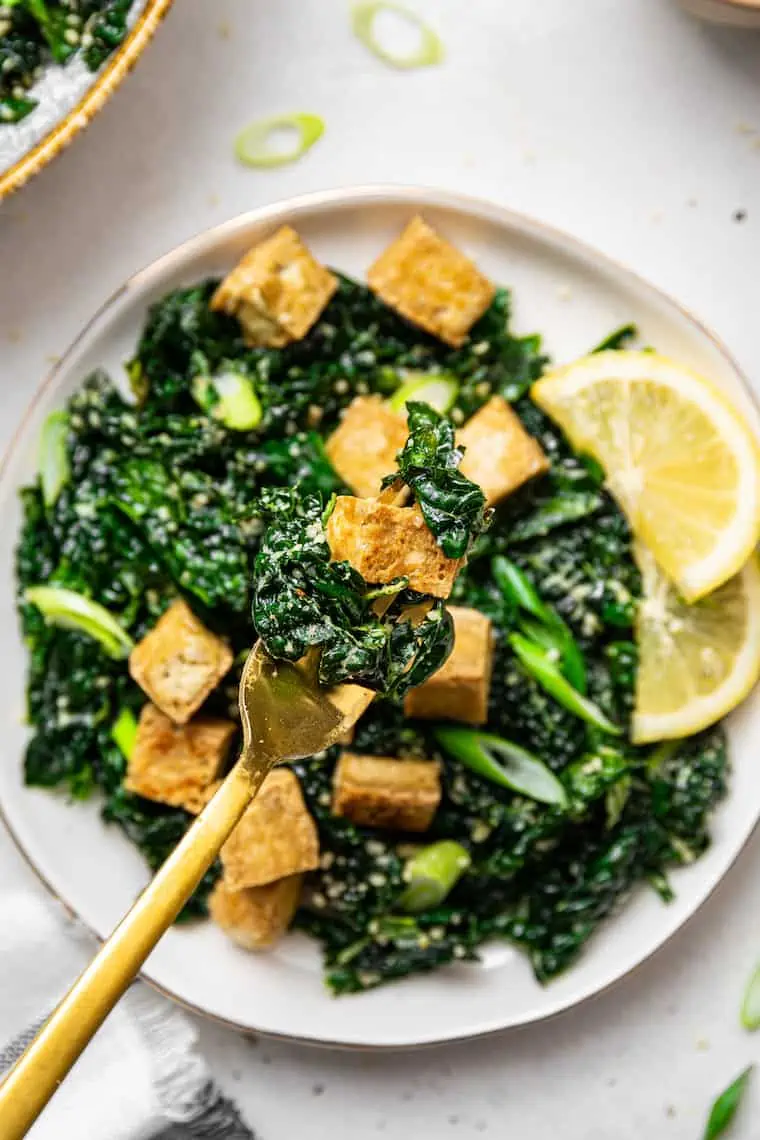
[24,586,134,659]
[192,372,262,430]
[399,840,471,912]
[434,725,568,807]
[38,411,69,508]
[112,708,139,759]
[388,371,459,415]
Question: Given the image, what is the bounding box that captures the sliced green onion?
[605,774,631,829]
[234,113,325,169]
[388,372,459,416]
[125,359,148,403]
[590,324,638,353]
[192,372,262,431]
[646,739,681,776]
[702,1066,753,1140]
[351,2,444,69]
[741,961,760,1031]
[519,617,587,695]
[493,557,587,693]
[24,586,134,659]
[112,708,139,760]
[492,556,554,624]
[321,493,337,527]
[399,840,470,912]
[509,633,621,735]
[434,725,567,807]
[38,411,70,508]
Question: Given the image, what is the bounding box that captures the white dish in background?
[1,185,758,1049]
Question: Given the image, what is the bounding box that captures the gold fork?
[0,642,375,1139]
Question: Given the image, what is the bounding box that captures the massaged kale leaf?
[387,401,490,559]
[251,488,454,695]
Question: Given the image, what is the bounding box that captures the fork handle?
[0,755,268,1139]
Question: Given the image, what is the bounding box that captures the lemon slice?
[633,545,760,743]
[532,351,760,601]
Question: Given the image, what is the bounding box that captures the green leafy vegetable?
[509,632,621,735]
[252,488,454,695]
[702,1066,753,1140]
[234,112,325,169]
[0,94,37,121]
[81,0,134,70]
[351,1,444,69]
[38,410,69,507]
[390,401,490,559]
[24,586,134,659]
[434,725,567,806]
[399,841,471,912]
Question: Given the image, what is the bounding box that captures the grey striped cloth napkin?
[0,888,256,1139]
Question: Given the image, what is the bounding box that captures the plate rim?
[2,183,758,1051]
[0,0,174,203]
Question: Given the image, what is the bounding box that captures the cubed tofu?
[367,216,495,348]
[129,600,233,725]
[210,225,338,347]
[326,496,463,598]
[209,875,303,950]
[124,704,236,813]
[458,395,549,505]
[404,606,493,725]
[325,396,408,497]
[333,752,441,832]
[220,768,319,890]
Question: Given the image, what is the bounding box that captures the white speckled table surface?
[2,1,760,1135]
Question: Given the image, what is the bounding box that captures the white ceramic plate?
[2,186,759,1049]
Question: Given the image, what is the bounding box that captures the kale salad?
[0,0,136,124]
[16,218,730,996]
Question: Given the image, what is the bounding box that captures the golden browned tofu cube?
[404,606,493,725]
[129,600,233,726]
[458,396,549,506]
[210,225,337,347]
[220,769,319,890]
[124,704,236,813]
[367,216,495,348]
[333,752,441,832]
[209,875,303,950]
[325,396,408,497]
[326,496,463,598]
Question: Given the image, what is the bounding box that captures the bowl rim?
[0,0,174,203]
[2,182,758,1050]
